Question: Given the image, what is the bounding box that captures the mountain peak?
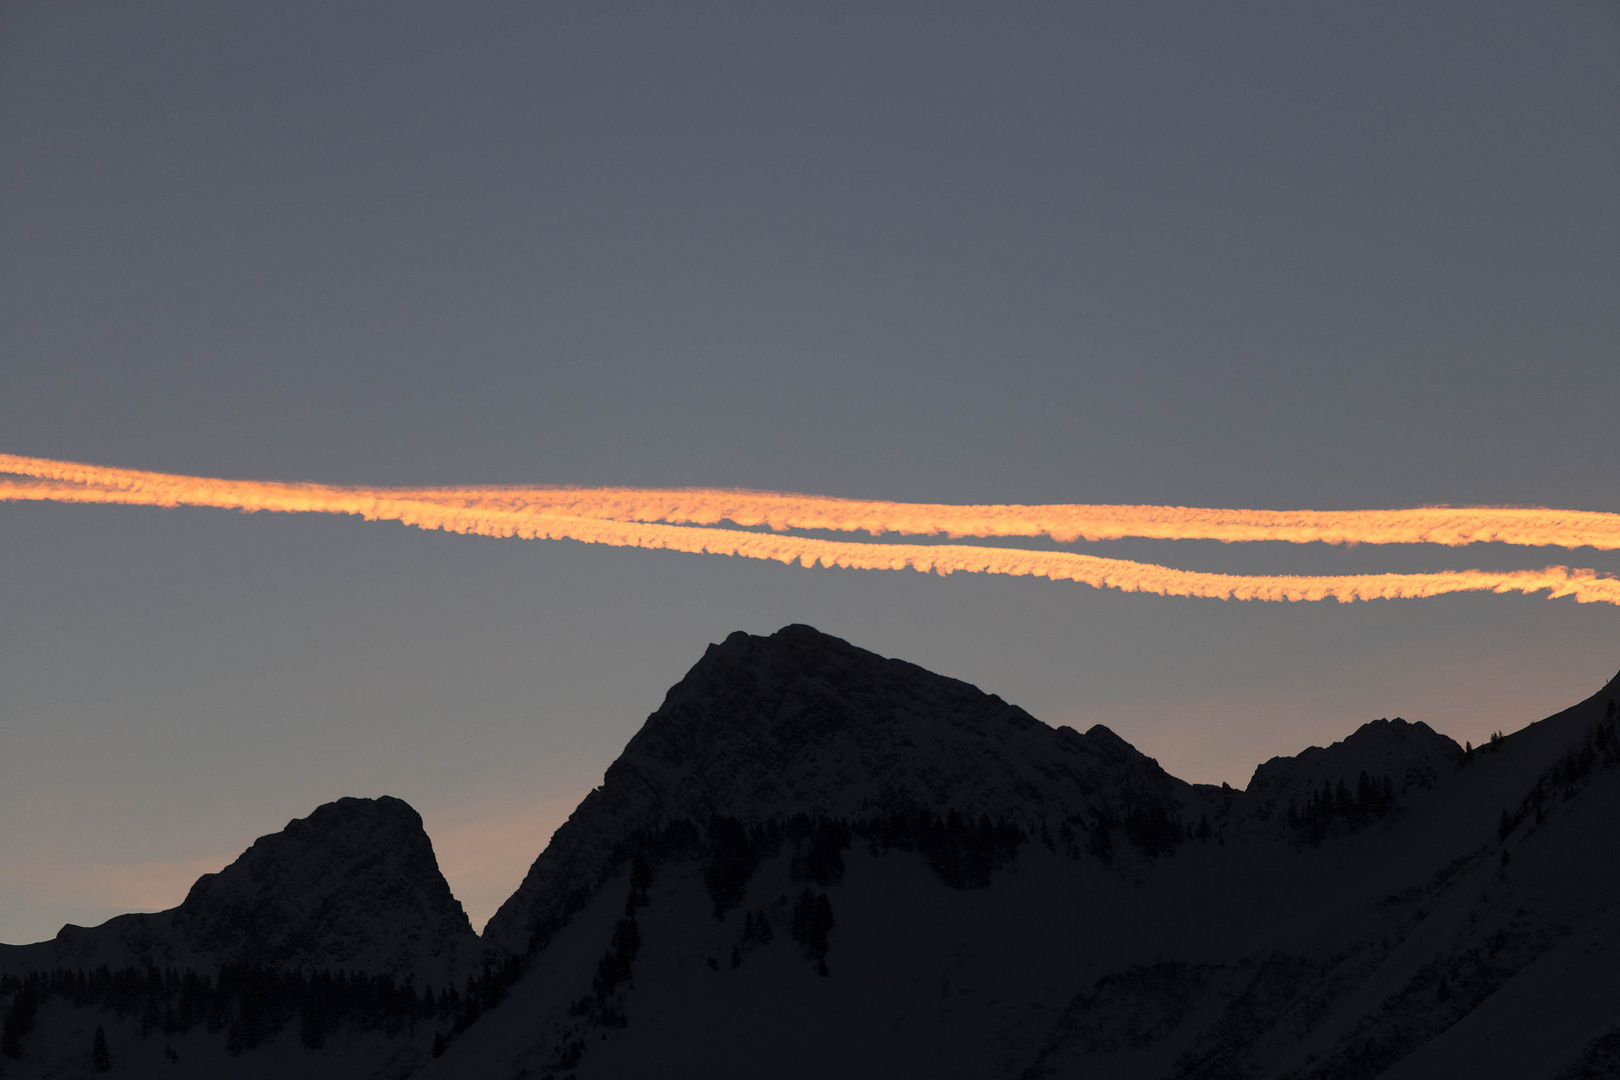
[1244,715,1463,816]
[481,625,1191,955]
[45,796,478,984]
[630,623,1035,773]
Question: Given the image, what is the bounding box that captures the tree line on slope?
[0,959,522,1064]
[1285,771,1398,846]
[1497,704,1620,844]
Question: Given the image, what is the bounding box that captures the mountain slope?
[428,628,1620,1080]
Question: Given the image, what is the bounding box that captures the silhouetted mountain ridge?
[3,796,478,988]
[481,624,1198,955]
[6,627,1620,1080]
[1248,717,1462,806]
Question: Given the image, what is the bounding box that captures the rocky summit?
[5,795,479,987]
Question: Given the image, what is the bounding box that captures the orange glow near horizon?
[4,453,1619,606]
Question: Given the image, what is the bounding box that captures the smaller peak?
[168,793,475,980]
[35,794,477,985]
[1340,717,1459,756]
[1246,716,1462,809]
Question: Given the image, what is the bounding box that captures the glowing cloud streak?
[391,488,1620,550]
[3,455,1618,606]
[6,453,1620,550]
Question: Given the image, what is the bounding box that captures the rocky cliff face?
[38,796,478,986]
[482,624,1198,955]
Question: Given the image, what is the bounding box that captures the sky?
[1,1,1617,944]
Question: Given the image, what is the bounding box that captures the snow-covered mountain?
[431,626,1620,1080]
[1244,716,1460,814]
[1,795,478,986]
[482,624,1201,958]
[5,624,1620,1080]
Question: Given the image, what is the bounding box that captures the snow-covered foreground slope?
[4,624,1620,1079]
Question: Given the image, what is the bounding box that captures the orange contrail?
[3,456,1619,606]
[5,451,1619,549]
[391,487,1620,549]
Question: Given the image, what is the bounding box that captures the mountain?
[423,626,1620,1080]
[482,624,1201,957]
[0,796,480,1079]
[5,624,1620,1080]
[1244,716,1462,813]
[1,795,478,986]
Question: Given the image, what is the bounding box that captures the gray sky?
[2,1,1617,943]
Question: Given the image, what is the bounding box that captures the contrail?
[6,453,1615,549]
[394,488,1620,549]
[4,456,1619,606]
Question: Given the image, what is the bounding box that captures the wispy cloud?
[6,453,1618,606]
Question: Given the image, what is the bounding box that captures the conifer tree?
[92,1023,111,1072]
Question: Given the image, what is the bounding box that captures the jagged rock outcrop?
[483,624,1199,955]
[27,796,477,985]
